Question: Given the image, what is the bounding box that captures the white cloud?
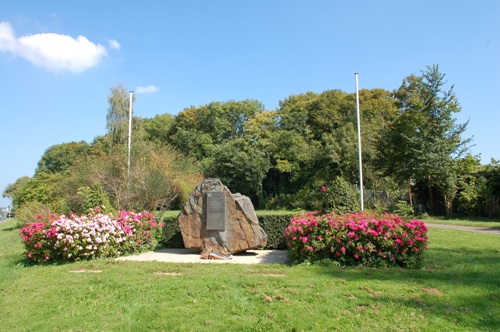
[0,21,111,73]
[108,39,121,50]
[0,22,18,52]
[135,85,159,94]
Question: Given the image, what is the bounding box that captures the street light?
[128,91,133,179]
[355,73,364,211]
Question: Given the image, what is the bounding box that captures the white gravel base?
[116,249,288,264]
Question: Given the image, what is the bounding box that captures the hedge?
[159,212,295,250]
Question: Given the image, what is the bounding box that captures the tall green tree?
[204,138,271,201]
[36,141,90,175]
[106,84,134,151]
[143,113,175,144]
[377,65,470,214]
[269,89,396,203]
[168,99,265,159]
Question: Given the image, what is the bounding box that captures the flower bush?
[20,209,163,263]
[285,211,428,268]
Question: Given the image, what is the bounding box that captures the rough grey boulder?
[178,178,267,255]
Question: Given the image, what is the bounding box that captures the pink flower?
[341,246,346,253]
[321,186,327,191]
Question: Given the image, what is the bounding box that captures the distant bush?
[301,177,360,214]
[285,211,428,268]
[391,200,415,218]
[15,201,54,227]
[20,209,163,263]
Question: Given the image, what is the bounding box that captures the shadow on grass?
[231,249,289,264]
[316,247,499,287]
[0,224,21,232]
[314,246,499,331]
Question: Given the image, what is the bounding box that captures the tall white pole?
[355,73,364,211]
[127,91,133,179]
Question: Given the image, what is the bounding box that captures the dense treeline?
[4,65,500,220]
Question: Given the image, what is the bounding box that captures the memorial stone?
[178,178,268,258]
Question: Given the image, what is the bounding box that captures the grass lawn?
[1,218,498,331]
[422,216,500,229]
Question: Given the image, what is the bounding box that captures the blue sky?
[1,1,499,207]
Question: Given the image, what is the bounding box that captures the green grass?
[422,216,500,229]
[157,210,181,218]
[2,218,498,331]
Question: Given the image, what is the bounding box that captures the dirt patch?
[421,288,443,296]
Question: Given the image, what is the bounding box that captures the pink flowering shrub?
[285,211,428,268]
[20,209,163,263]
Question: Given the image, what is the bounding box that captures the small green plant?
[310,176,360,214]
[76,183,116,215]
[393,200,414,218]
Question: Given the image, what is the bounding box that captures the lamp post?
[355,73,364,211]
[127,91,133,179]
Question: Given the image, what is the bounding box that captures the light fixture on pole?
[127,91,133,179]
[355,73,364,211]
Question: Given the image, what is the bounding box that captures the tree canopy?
[377,65,471,214]
[5,67,498,218]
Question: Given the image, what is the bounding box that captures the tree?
[204,138,271,200]
[377,65,470,215]
[266,89,396,208]
[168,99,265,160]
[106,84,134,151]
[36,141,90,175]
[143,113,175,144]
[3,176,31,210]
[3,173,67,212]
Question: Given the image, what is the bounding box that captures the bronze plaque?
[206,191,226,230]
